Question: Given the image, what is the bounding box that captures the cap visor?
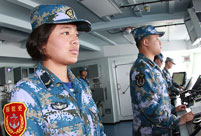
[169,61,175,65]
[48,19,91,32]
[158,32,165,37]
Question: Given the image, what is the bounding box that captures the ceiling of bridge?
[0,0,193,52]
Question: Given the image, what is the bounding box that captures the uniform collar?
[138,53,157,68]
[163,67,169,73]
[36,63,80,89]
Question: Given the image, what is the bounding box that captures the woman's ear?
[40,44,47,56]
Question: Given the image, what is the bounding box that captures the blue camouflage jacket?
[9,63,105,136]
[130,53,180,136]
[79,77,90,86]
[162,68,180,95]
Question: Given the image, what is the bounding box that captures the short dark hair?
[135,40,141,48]
[154,55,160,62]
[26,24,56,61]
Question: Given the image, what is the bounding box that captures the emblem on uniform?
[66,9,75,19]
[136,73,145,87]
[3,102,27,136]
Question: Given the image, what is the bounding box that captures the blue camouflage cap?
[30,4,91,32]
[132,25,164,42]
[165,57,175,65]
[154,53,164,62]
[80,67,88,72]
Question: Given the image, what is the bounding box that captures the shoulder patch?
[3,102,27,136]
[136,73,145,87]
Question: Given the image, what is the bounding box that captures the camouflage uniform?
[162,68,180,95]
[79,78,90,86]
[10,63,105,136]
[130,53,180,136]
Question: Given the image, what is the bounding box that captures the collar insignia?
[148,60,154,67]
[40,72,52,88]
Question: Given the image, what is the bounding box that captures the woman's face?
[44,24,79,65]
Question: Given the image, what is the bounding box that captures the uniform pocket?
[44,120,84,136]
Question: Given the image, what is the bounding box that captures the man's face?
[81,70,87,77]
[146,35,162,56]
[167,61,173,69]
[155,58,163,68]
